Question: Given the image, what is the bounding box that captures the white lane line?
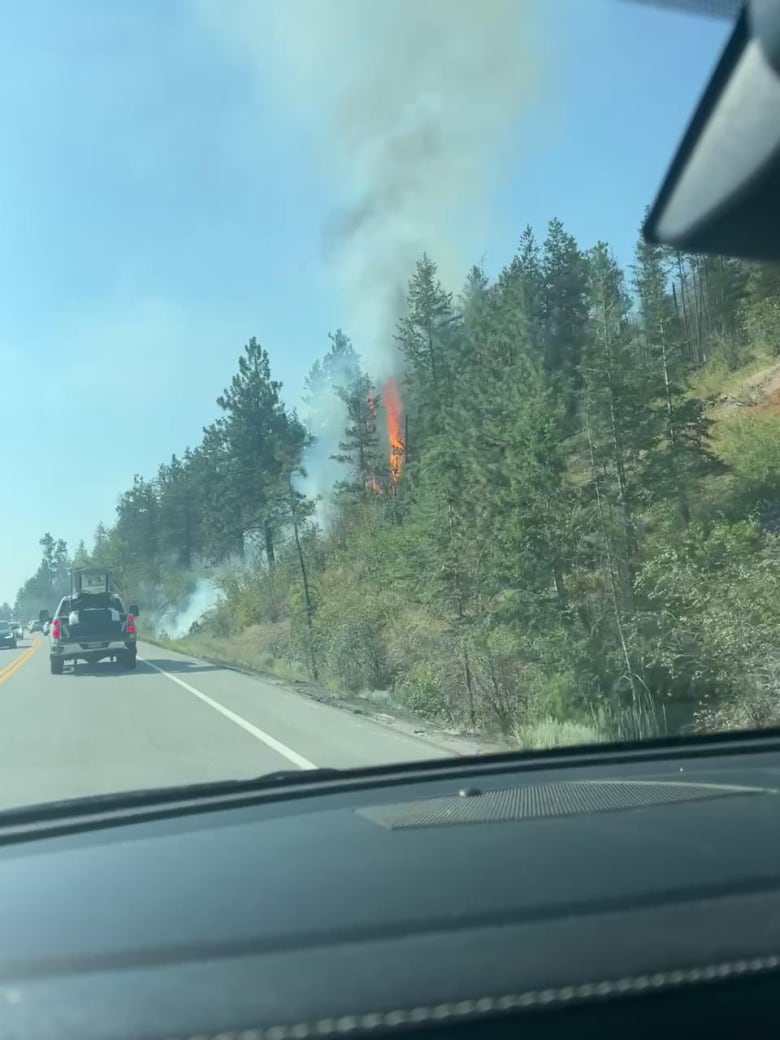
[139,656,317,770]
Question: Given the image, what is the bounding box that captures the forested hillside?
[17,217,780,744]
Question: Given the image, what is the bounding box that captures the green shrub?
[395,664,453,721]
[742,297,780,356]
[717,411,780,490]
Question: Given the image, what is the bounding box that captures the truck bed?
[65,608,126,642]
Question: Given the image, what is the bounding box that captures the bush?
[637,520,780,720]
[324,613,392,692]
[742,297,780,356]
[717,411,780,491]
[395,664,453,721]
[310,568,394,691]
[696,653,780,733]
[709,331,752,373]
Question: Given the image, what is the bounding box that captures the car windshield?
[0,0,768,811]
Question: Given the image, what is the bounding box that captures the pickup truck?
[42,566,139,675]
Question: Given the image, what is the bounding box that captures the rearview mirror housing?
[39,609,51,624]
[129,604,139,617]
[644,1,780,262]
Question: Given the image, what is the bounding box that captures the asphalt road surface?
[0,635,454,811]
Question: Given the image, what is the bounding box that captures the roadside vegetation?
[14,216,780,748]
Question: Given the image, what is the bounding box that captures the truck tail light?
[51,618,61,641]
[127,615,136,635]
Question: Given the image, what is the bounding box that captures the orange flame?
[381,378,404,482]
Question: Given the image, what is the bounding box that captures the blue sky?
[0,0,731,600]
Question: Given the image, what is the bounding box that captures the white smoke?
[140,556,240,640]
[200,0,541,506]
[297,341,367,516]
[151,578,221,640]
[298,396,349,522]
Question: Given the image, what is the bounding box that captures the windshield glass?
[0,0,764,811]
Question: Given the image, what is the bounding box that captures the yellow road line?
[0,638,42,687]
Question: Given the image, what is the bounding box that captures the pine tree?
[396,254,457,447]
[72,540,90,566]
[741,261,780,357]
[157,452,203,570]
[331,373,384,498]
[196,423,247,562]
[512,224,545,359]
[582,242,643,602]
[540,218,590,426]
[634,232,722,526]
[303,329,362,437]
[215,337,305,569]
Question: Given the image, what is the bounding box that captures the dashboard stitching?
[157,953,780,1039]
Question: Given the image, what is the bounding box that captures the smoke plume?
[150,579,220,641]
[201,0,540,501]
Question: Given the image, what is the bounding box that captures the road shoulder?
[139,637,510,760]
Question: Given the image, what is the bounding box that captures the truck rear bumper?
[51,641,136,662]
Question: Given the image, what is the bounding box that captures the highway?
[0,635,454,811]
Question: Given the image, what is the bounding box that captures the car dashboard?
[1,732,779,1039]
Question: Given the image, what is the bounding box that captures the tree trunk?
[290,484,318,680]
[446,500,476,728]
[586,415,639,706]
[264,521,276,568]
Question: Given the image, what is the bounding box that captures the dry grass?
[148,622,310,684]
[696,352,780,417]
[512,717,606,750]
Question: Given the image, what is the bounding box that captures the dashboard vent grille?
[357,779,766,829]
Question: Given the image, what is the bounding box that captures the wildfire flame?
[381,377,404,483]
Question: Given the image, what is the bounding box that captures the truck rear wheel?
[50,657,64,675]
[120,649,137,670]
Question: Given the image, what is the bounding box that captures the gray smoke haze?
[297,350,358,519]
[140,555,241,639]
[149,578,220,640]
[200,0,540,505]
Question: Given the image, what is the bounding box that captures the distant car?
[10,622,22,640]
[0,621,17,649]
[29,620,42,633]
[42,620,51,636]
